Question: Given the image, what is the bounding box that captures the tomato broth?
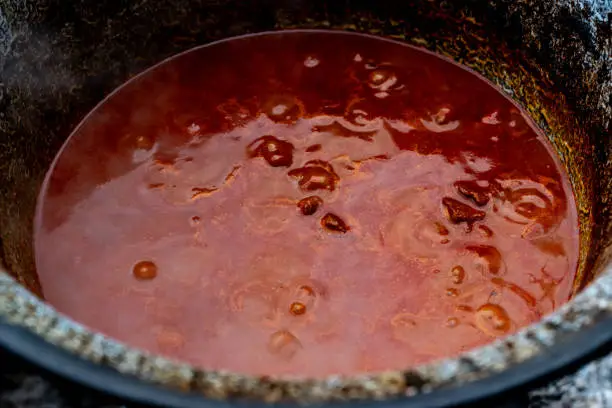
[35,31,579,376]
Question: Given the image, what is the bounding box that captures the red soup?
[35,31,579,376]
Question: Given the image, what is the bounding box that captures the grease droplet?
[264,96,304,123]
[434,222,450,236]
[286,283,319,311]
[368,68,399,92]
[450,265,465,284]
[297,196,323,216]
[305,144,322,153]
[475,303,511,336]
[247,135,294,167]
[191,187,218,200]
[288,160,339,192]
[321,213,350,233]
[133,260,157,280]
[290,301,307,316]
[467,245,504,275]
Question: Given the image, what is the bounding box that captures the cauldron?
[0,1,610,406]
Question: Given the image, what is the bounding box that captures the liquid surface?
[35,31,579,376]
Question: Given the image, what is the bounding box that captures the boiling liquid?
[35,31,579,376]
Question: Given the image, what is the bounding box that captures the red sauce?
[35,31,579,376]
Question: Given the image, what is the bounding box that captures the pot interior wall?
[0,0,610,299]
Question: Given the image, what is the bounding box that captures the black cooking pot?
[0,1,611,407]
